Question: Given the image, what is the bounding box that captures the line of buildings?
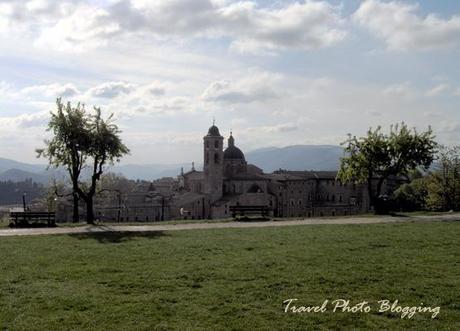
[57,124,397,222]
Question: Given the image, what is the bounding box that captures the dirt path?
[0,214,459,237]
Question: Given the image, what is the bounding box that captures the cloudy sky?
[1,0,459,165]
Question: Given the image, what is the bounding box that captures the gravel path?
[1,213,459,237]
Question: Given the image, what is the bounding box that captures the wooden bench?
[229,205,270,219]
[9,212,56,227]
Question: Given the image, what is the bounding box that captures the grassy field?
[0,221,458,330]
[0,211,453,229]
[0,216,10,228]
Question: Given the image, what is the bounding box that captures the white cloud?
[2,0,347,54]
[126,96,191,116]
[201,72,281,104]
[0,81,14,97]
[88,81,135,99]
[425,83,450,97]
[21,83,80,99]
[258,123,300,133]
[354,0,460,50]
[35,5,120,52]
[383,82,414,98]
[26,0,49,12]
[221,1,347,54]
[1,71,458,163]
[0,1,76,33]
[0,111,49,130]
[136,81,167,97]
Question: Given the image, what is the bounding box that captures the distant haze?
[0,145,343,183]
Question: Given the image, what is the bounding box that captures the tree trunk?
[72,192,79,223]
[376,177,386,198]
[86,197,95,225]
[367,176,375,208]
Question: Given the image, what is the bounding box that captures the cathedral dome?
[223,132,245,160]
[207,125,221,136]
[224,145,245,160]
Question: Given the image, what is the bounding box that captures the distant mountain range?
[246,145,343,172]
[0,168,50,184]
[0,145,344,183]
[0,157,45,174]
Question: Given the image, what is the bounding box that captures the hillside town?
[55,124,400,222]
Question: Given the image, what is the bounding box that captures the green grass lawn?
[0,222,459,330]
[0,216,12,228]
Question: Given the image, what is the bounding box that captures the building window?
[205,152,209,164]
[214,153,219,164]
[214,140,219,148]
[206,141,209,148]
[339,195,343,202]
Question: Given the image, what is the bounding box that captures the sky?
[0,0,459,165]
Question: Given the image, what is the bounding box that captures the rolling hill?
[245,145,343,172]
[0,168,50,184]
[0,145,344,182]
[0,157,45,173]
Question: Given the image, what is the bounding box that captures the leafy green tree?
[75,108,129,223]
[37,98,90,222]
[37,99,129,224]
[426,145,460,211]
[97,173,136,199]
[393,175,429,211]
[337,123,437,211]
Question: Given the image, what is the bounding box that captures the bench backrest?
[10,212,55,218]
[229,206,270,211]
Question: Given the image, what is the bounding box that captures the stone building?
[57,124,399,222]
[174,124,378,219]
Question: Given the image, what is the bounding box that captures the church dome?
[224,145,245,160]
[207,125,221,136]
[223,132,245,160]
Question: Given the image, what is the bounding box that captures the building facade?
[175,124,375,220]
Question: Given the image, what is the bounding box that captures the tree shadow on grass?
[68,230,168,244]
[234,216,271,222]
[389,212,409,217]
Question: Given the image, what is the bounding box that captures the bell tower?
[203,122,224,203]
